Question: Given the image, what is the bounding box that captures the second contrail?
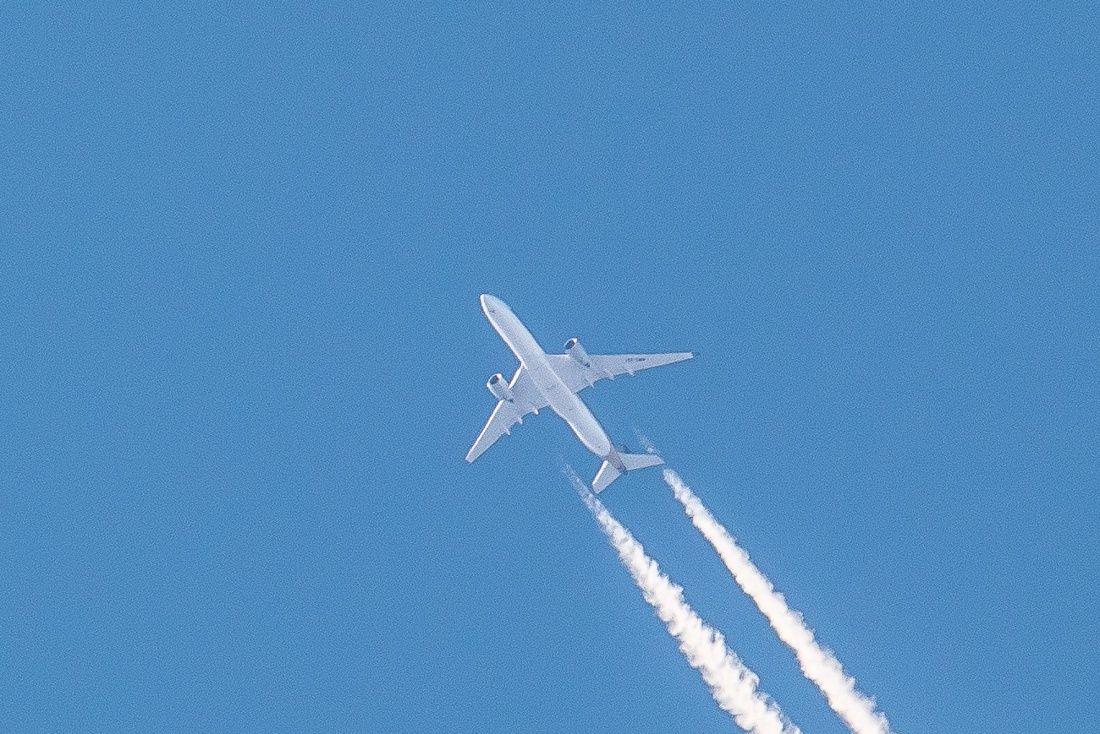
[663,468,895,734]
[566,467,799,734]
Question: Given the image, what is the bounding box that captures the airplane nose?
[480,294,502,314]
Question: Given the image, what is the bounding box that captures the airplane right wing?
[465,365,548,463]
[546,351,694,394]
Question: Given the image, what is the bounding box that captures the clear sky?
[2,3,1097,732]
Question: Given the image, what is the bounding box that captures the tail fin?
[592,451,665,494]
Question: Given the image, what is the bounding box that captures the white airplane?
[466,294,694,493]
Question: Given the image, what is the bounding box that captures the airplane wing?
[546,351,694,394]
[465,365,548,463]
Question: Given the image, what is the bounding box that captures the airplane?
[466,294,694,493]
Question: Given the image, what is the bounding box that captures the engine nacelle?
[486,373,514,402]
[564,337,591,367]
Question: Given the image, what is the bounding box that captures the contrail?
[565,467,799,734]
[663,468,895,734]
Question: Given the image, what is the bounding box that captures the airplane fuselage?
[481,295,616,462]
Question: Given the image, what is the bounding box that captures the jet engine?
[486,373,514,402]
[564,337,591,367]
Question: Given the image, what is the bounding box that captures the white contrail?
[565,467,799,734]
[663,468,895,734]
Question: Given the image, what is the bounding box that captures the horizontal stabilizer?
[621,452,664,471]
[592,451,665,493]
[592,461,621,494]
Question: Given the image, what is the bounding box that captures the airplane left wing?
[547,351,694,394]
[465,365,548,463]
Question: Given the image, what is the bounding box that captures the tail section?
[621,451,664,471]
[592,450,664,493]
[592,461,621,494]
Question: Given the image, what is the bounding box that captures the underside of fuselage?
[469,294,689,492]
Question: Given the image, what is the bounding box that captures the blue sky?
[2,3,1097,732]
